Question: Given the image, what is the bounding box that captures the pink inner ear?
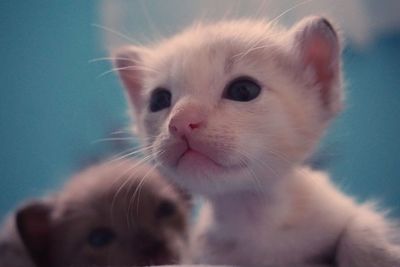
[291,17,341,112]
[301,24,339,106]
[113,47,144,111]
[305,34,336,82]
[119,68,144,111]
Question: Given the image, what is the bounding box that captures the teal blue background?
[0,1,399,220]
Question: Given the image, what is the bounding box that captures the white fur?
[193,167,400,266]
[114,17,400,266]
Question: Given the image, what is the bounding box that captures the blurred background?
[1,0,399,220]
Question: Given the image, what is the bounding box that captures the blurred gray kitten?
[113,16,400,266]
[0,160,189,267]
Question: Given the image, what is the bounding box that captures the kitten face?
[16,160,188,267]
[115,17,342,195]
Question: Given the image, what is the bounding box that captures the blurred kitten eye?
[224,77,261,102]
[149,88,171,112]
[156,200,176,219]
[87,227,115,248]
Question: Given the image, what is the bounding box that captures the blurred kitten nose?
[169,104,205,137]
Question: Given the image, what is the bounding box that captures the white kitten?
[113,17,400,266]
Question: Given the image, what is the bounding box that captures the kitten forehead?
[153,20,284,65]
[141,20,286,99]
[155,20,283,51]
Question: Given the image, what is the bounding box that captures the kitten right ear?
[112,46,146,112]
[16,200,53,267]
[290,16,343,117]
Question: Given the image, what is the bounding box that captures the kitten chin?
[114,17,400,266]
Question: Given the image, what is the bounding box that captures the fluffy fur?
[0,160,189,267]
[113,17,400,266]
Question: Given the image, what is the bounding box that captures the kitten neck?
[211,190,271,224]
[208,168,295,231]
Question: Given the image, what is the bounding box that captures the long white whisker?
[106,146,142,161]
[91,23,137,44]
[107,144,157,164]
[97,65,158,78]
[91,137,136,144]
[125,150,165,225]
[254,0,269,20]
[238,148,280,180]
[110,154,156,223]
[130,161,161,219]
[88,57,141,64]
[109,129,132,135]
[232,0,313,61]
[270,0,313,25]
[139,0,164,42]
[239,155,264,194]
[110,160,146,225]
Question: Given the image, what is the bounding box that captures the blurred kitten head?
[16,160,189,267]
[114,16,343,195]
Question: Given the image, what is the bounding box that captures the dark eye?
[156,200,176,219]
[224,77,261,102]
[87,227,115,248]
[149,88,171,112]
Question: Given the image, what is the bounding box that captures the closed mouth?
[177,148,222,167]
[175,147,244,172]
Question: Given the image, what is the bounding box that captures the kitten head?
[16,160,189,267]
[114,16,343,195]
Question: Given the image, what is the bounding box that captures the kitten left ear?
[291,16,343,116]
[112,46,147,113]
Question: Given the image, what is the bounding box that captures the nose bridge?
[168,98,208,137]
[173,98,205,120]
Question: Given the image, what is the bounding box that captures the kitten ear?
[291,16,343,116]
[112,46,147,112]
[16,200,53,267]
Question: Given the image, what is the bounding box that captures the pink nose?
[168,106,205,137]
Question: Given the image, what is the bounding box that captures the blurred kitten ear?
[291,16,343,116]
[16,200,53,267]
[112,46,147,112]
